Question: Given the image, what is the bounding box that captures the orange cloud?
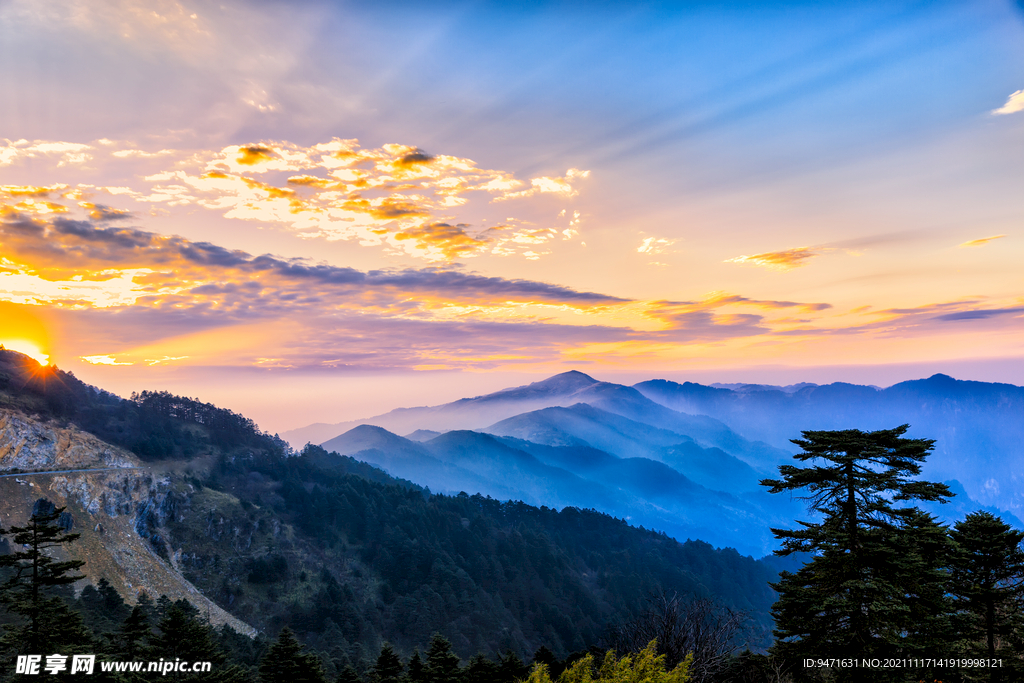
[393,149,435,169]
[287,175,336,188]
[2,138,592,264]
[724,246,823,270]
[958,234,1006,248]
[642,293,833,340]
[342,195,431,220]
[79,202,132,221]
[236,145,277,166]
[6,199,68,215]
[126,139,590,261]
[394,222,489,260]
[0,184,67,198]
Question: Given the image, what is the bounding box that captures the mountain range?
[284,370,1024,555]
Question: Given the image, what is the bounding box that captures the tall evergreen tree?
[336,664,363,683]
[949,511,1024,681]
[405,649,427,683]
[496,649,529,683]
[894,509,957,679]
[0,500,90,656]
[424,635,460,683]
[761,425,952,681]
[463,653,499,683]
[150,601,247,683]
[258,627,329,683]
[370,643,404,683]
[116,605,154,661]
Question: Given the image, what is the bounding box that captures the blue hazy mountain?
[284,371,785,465]
[483,403,697,459]
[321,420,798,555]
[285,370,604,445]
[634,374,1024,515]
[297,370,1024,552]
[482,403,765,493]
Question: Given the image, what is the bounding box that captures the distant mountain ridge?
[323,413,800,555]
[284,371,783,464]
[634,373,1024,514]
[287,370,1024,551]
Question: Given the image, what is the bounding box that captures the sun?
[0,339,50,366]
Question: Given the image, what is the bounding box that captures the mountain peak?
[322,424,417,455]
[473,370,600,404]
[529,370,599,391]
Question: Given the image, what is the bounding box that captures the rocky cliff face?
[0,409,254,635]
[0,410,136,472]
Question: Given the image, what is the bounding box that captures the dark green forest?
[190,441,776,652]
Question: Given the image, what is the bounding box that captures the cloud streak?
[0,211,625,312]
[958,234,1006,248]
[725,246,824,271]
[992,89,1024,115]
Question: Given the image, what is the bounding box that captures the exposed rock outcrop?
[0,409,255,636]
[0,410,135,472]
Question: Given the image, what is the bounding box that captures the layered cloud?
[0,211,622,313]
[3,168,1022,373]
[643,294,833,341]
[0,208,842,369]
[0,202,640,367]
[6,207,1022,371]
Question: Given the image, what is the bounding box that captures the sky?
[1,0,1023,433]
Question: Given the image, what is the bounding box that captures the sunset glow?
[1,339,49,366]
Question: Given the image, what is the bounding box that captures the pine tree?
[405,649,427,683]
[150,601,247,683]
[336,664,363,683]
[496,649,529,683]
[463,653,499,683]
[258,627,329,683]
[117,605,154,661]
[136,592,157,622]
[760,425,952,680]
[370,643,404,683]
[894,509,957,680]
[949,511,1024,681]
[0,500,90,655]
[424,635,460,683]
